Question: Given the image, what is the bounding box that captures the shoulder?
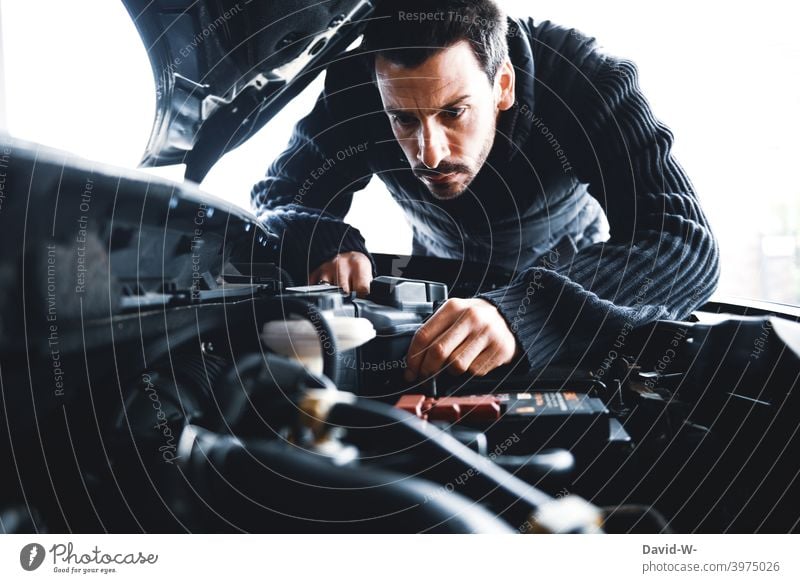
[512,17,645,122]
[512,17,631,90]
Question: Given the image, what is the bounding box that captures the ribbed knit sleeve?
[250,64,375,283]
[480,55,720,369]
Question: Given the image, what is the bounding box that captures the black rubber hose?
[178,425,515,533]
[494,450,575,492]
[327,397,559,528]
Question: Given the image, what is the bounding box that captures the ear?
[494,58,515,111]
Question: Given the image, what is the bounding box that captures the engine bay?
[0,137,798,534]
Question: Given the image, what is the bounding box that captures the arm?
[251,63,376,287]
[477,54,720,370]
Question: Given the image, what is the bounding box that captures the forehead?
[374,40,488,108]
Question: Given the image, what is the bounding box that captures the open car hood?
[123,0,373,182]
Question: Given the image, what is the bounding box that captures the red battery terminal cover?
[395,394,502,423]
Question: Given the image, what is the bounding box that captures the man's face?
[375,41,515,200]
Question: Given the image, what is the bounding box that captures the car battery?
[396,391,621,455]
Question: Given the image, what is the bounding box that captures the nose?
[417,121,450,169]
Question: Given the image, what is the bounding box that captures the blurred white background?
[1,0,798,303]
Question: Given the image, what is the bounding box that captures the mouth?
[420,173,466,200]
[412,165,471,199]
[417,171,461,186]
[423,172,456,184]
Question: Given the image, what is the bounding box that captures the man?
[252,0,719,381]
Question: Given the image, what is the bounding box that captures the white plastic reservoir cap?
[261,313,376,375]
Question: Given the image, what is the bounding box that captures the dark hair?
[361,0,508,82]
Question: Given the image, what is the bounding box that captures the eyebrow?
[385,95,471,116]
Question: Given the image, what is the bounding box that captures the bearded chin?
[426,130,496,200]
[423,174,465,200]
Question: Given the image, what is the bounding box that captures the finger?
[352,265,372,298]
[310,262,336,285]
[308,266,322,285]
[417,315,477,379]
[404,306,450,381]
[404,301,462,380]
[336,257,350,293]
[468,345,503,377]
[445,328,490,376]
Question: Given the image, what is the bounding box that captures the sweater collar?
[497,17,535,161]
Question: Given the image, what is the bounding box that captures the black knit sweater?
[251,18,720,369]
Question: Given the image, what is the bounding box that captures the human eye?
[442,106,466,120]
[390,112,418,127]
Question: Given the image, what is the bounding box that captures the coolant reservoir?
[261,314,376,375]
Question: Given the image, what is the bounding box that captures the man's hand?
[404,298,521,381]
[308,251,372,297]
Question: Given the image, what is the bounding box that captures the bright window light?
[2,0,798,304]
